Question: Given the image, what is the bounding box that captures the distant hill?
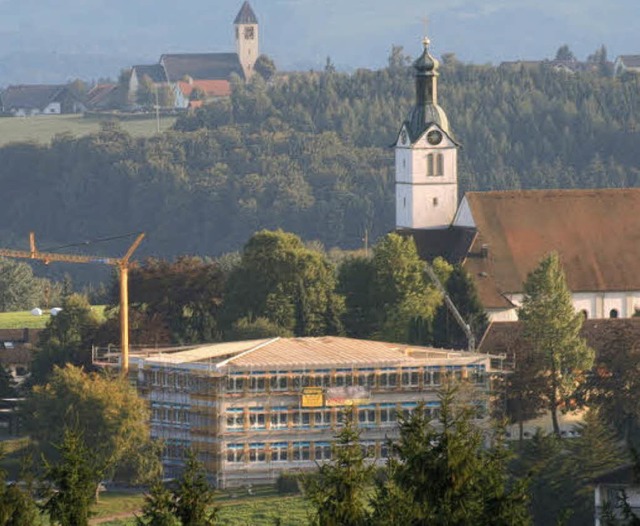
[0,0,638,84]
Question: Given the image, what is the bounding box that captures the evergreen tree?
[371,385,531,525]
[173,450,218,526]
[135,479,180,526]
[303,411,374,526]
[518,253,595,436]
[0,258,46,312]
[41,427,96,526]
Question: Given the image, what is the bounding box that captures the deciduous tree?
[518,253,594,436]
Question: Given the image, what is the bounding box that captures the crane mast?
[0,232,145,375]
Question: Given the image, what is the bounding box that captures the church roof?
[160,53,244,82]
[462,189,640,305]
[234,1,258,24]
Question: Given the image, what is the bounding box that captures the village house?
[614,55,640,76]
[0,85,85,116]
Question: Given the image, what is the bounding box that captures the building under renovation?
[128,336,497,488]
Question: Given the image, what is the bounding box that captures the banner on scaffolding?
[325,386,371,407]
[301,387,324,408]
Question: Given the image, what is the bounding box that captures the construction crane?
[423,262,476,353]
[0,232,145,375]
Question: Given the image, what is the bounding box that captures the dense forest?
[1,48,640,270]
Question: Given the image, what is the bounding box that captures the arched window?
[427,154,434,176]
[403,197,406,208]
[609,309,619,319]
[436,154,444,176]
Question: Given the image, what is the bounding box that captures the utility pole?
[0,232,145,375]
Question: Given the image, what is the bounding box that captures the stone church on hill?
[395,37,640,322]
[126,1,259,108]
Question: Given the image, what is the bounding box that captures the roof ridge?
[216,337,281,368]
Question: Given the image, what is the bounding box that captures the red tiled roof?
[177,80,231,99]
[462,189,640,308]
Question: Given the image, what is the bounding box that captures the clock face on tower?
[427,129,443,146]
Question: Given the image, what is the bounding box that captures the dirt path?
[90,510,140,525]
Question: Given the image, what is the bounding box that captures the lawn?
[90,488,311,526]
[0,306,106,329]
[0,114,176,147]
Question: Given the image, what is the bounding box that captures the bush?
[276,473,300,495]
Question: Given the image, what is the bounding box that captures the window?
[315,442,332,461]
[403,197,406,208]
[468,366,486,385]
[581,309,588,319]
[226,444,244,463]
[433,197,439,206]
[357,373,375,387]
[293,442,311,461]
[271,442,288,462]
[401,369,420,387]
[314,411,331,428]
[293,411,312,428]
[358,405,376,427]
[249,443,266,462]
[270,408,288,429]
[610,309,619,319]
[379,404,397,425]
[379,372,398,389]
[270,375,288,391]
[436,153,444,176]
[226,409,244,431]
[227,376,244,393]
[250,376,266,392]
[244,26,255,39]
[361,442,376,458]
[401,402,417,420]
[249,408,266,430]
[424,402,440,420]
[427,154,434,176]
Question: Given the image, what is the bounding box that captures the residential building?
[395,37,640,322]
[614,55,640,76]
[0,85,85,116]
[127,336,498,488]
[593,464,640,525]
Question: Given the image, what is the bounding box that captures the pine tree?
[518,253,595,436]
[135,479,180,526]
[173,450,218,526]
[41,427,97,526]
[303,411,374,526]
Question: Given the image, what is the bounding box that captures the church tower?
[234,1,259,80]
[395,37,459,230]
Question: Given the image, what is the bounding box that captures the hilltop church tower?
[395,37,459,230]
[234,1,259,80]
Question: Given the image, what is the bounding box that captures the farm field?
[0,306,106,329]
[0,114,176,146]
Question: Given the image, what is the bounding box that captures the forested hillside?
[1,51,639,264]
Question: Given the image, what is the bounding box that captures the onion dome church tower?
[395,37,459,230]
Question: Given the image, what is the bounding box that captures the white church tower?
[395,37,459,230]
[234,1,259,80]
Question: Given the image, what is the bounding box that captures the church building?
[126,1,260,108]
[396,38,640,322]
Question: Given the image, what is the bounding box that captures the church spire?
[405,36,450,139]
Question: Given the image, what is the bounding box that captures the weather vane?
[421,16,431,47]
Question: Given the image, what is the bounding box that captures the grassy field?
[94,490,311,526]
[0,114,177,146]
[0,306,106,329]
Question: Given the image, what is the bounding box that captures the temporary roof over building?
[177,79,232,99]
[161,53,244,82]
[134,336,491,371]
[618,55,640,68]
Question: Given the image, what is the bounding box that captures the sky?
[0,0,638,84]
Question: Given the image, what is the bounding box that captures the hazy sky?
[0,0,638,83]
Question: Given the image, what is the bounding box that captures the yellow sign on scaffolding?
[301,387,324,408]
